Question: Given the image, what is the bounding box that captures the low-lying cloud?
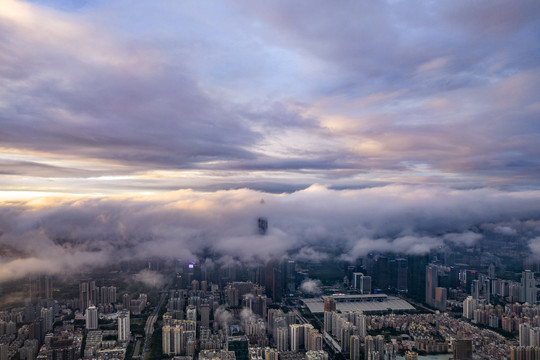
[1,185,540,282]
[299,279,322,295]
[133,269,166,288]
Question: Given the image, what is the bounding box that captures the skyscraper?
[40,307,53,333]
[395,258,408,292]
[374,256,390,290]
[407,255,428,301]
[519,323,531,346]
[521,270,536,304]
[465,270,478,295]
[200,304,210,328]
[463,296,476,319]
[118,310,130,342]
[162,325,171,355]
[350,335,360,360]
[289,324,303,351]
[425,264,438,306]
[323,297,336,312]
[86,305,98,330]
[228,335,249,360]
[352,273,363,290]
[530,327,540,347]
[276,327,288,352]
[286,260,296,294]
[471,280,480,300]
[353,274,371,294]
[79,280,96,311]
[29,275,53,303]
[257,217,268,235]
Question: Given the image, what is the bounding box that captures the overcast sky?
[1,0,540,280]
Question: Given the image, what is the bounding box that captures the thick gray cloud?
[1,185,540,282]
[0,0,539,193]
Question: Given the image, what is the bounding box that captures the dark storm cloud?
[1,185,540,281]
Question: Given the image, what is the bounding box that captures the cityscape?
[1,1,540,360]
[2,224,540,360]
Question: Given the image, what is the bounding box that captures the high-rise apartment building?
[86,305,98,330]
[40,307,53,333]
[29,275,53,303]
[289,324,303,352]
[79,280,97,311]
[530,327,540,347]
[276,327,288,352]
[463,296,476,320]
[521,270,536,304]
[118,310,130,342]
[162,325,171,355]
[519,323,531,346]
[350,335,360,360]
[323,297,336,312]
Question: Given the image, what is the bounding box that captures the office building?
[373,256,390,290]
[471,280,480,300]
[228,335,249,360]
[395,258,408,292]
[407,255,429,301]
[425,264,438,307]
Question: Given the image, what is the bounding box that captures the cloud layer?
[1,185,540,281]
[0,0,539,195]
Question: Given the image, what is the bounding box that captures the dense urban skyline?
[1,0,540,281]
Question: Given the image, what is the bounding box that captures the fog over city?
[1,184,540,281]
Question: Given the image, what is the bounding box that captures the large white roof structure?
[301,294,415,314]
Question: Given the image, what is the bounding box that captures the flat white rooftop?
[301,295,415,313]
